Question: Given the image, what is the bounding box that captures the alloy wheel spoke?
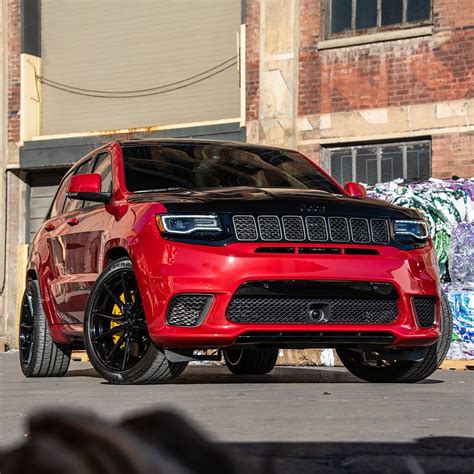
[103,285,125,309]
[120,273,133,305]
[93,325,125,342]
[92,311,124,321]
[105,332,126,363]
[122,337,132,370]
[20,323,34,332]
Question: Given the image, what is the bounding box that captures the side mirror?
[67,173,111,203]
[344,181,367,198]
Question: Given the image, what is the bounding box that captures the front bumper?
[133,235,441,350]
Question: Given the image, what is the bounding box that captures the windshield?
[122,143,343,195]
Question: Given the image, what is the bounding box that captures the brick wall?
[298,0,474,115]
[432,133,474,178]
[7,0,20,144]
[246,0,473,178]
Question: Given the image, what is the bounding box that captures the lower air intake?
[413,297,437,328]
[167,294,213,327]
[227,296,398,325]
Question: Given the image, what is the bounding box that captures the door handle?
[67,218,79,226]
[45,223,55,232]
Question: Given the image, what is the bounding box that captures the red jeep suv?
[20,140,452,384]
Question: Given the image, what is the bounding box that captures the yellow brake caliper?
[111,292,136,346]
[111,293,126,346]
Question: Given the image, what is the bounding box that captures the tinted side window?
[49,175,71,218]
[63,159,93,213]
[81,152,113,209]
[93,152,113,193]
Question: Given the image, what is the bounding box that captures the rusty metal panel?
[40,0,241,135]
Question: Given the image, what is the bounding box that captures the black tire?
[223,348,279,375]
[84,258,188,384]
[19,280,71,377]
[337,292,453,383]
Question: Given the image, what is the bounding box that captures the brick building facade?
[245,0,473,182]
[0,0,472,348]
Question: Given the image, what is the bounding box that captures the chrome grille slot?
[258,215,282,241]
[233,215,258,241]
[282,216,305,241]
[306,216,328,241]
[350,218,370,243]
[328,217,350,242]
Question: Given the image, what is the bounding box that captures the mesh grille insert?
[233,216,258,241]
[167,294,213,326]
[371,219,389,244]
[282,216,306,241]
[350,218,370,243]
[227,296,398,324]
[413,297,436,328]
[258,215,282,241]
[328,217,350,242]
[306,216,328,241]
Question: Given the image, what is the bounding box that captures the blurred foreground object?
[0,410,250,474]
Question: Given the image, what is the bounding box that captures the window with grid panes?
[325,141,431,185]
[327,0,431,37]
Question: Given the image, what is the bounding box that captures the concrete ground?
[1,351,473,472]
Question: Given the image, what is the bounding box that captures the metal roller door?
[28,185,57,243]
[40,0,241,136]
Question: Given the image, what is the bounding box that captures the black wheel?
[337,292,453,383]
[223,348,279,375]
[84,258,188,384]
[19,280,71,377]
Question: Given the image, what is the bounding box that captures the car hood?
[128,187,420,219]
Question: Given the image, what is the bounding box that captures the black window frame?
[323,139,431,186]
[325,0,432,39]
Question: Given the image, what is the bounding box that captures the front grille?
[233,214,390,245]
[413,297,436,328]
[167,294,213,326]
[227,296,398,325]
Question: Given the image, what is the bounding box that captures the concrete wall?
[246,0,474,178]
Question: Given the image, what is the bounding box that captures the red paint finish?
[27,141,441,350]
[68,173,102,194]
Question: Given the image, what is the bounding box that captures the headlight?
[393,220,429,243]
[156,215,222,235]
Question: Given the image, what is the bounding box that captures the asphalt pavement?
[1,352,473,472]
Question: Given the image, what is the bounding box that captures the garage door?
[40,0,241,135]
[29,186,57,243]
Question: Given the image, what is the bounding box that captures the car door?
[36,170,74,326]
[58,151,114,324]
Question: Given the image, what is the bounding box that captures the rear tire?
[19,280,71,377]
[337,292,453,383]
[84,258,188,384]
[224,348,279,375]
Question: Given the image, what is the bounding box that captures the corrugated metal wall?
[40,0,241,136]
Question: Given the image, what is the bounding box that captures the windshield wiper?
[134,187,188,193]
